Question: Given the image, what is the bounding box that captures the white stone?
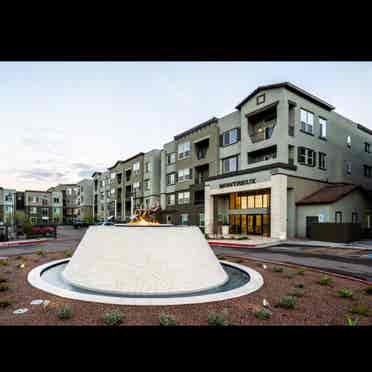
[13,308,28,314]
[30,299,44,305]
[62,225,229,296]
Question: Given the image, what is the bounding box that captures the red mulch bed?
[0,252,371,326]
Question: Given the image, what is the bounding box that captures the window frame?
[319,117,327,139]
[256,93,265,105]
[221,155,239,174]
[335,211,343,223]
[300,108,314,135]
[319,152,327,170]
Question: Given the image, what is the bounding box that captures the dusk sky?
[0,62,371,191]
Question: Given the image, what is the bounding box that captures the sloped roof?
[174,117,218,141]
[235,82,335,111]
[296,184,360,205]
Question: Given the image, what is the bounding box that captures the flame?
[128,216,160,225]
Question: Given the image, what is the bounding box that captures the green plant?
[255,308,272,320]
[0,282,9,292]
[364,286,372,295]
[296,269,305,275]
[0,277,7,283]
[0,300,12,308]
[204,233,209,239]
[217,255,226,260]
[345,317,359,326]
[338,289,353,298]
[237,236,249,240]
[287,288,304,298]
[207,309,229,326]
[276,296,296,309]
[318,275,331,286]
[350,304,369,316]
[272,266,283,273]
[295,283,304,289]
[285,270,297,279]
[159,313,176,326]
[63,249,73,258]
[23,218,33,237]
[37,250,46,257]
[0,259,8,266]
[103,309,123,326]
[57,304,73,320]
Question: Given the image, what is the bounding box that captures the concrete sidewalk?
[0,238,48,248]
[283,238,372,250]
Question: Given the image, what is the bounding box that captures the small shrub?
[287,288,305,298]
[345,317,359,326]
[296,269,305,276]
[57,304,73,320]
[63,249,72,258]
[295,283,304,289]
[0,259,8,266]
[103,309,123,326]
[338,289,353,298]
[208,309,229,326]
[364,286,372,295]
[0,283,9,292]
[237,236,249,240]
[159,313,176,326]
[276,296,296,309]
[217,255,226,260]
[318,275,331,286]
[0,277,7,283]
[272,266,283,273]
[255,308,272,320]
[37,250,46,257]
[285,270,297,279]
[0,300,12,308]
[350,304,369,316]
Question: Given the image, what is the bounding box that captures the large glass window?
[180,214,189,225]
[300,108,314,134]
[178,142,190,160]
[221,128,239,147]
[319,118,327,138]
[178,191,190,205]
[167,152,176,164]
[167,173,176,185]
[229,191,270,210]
[222,155,238,174]
[178,168,191,182]
[298,147,316,167]
[319,152,327,170]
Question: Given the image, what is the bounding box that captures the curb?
[209,241,257,248]
[217,254,372,286]
[0,239,48,248]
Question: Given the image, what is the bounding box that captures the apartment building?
[24,190,52,225]
[202,82,372,239]
[0,188,16,225]
[159,118,219,227]
[48,184,79,224]
[92,171,110,222]
[76,178,93,221]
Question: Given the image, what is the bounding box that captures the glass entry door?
[230,214,270,235]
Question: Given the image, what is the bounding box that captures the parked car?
[31,226,54,237]
[95,221,114,226]
[73,219,90,229]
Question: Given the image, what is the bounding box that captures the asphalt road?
[1,226,371,281]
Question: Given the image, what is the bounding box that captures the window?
[4,193,13,202]
[365,142,371,153]
[30,207,37,214]
[298,147,316,167]
[335,211,342,223]
[352,212,358,224]
[144,179,151,191]
[133,182,140,191]
[42,199,48,206]
[42,208,48,217]
[167,173,176,186]
[319,152,327,170]
[300,108,314,134]
[319,118,327,138]
[133,161,140,174]
[67,188,72,195]
[180,214,189,225]
[167,194,175,206]
[178,168,192,182]
[222,155,239,174]
[31,217,37,224]
[364,165,372,178]
[111,188,115,195]
[178,191,190,205]
[346,161,352,175]
[256,93,265,105]
[220,128,240,147]
[178,142,190,160]
[53,197,60,203]
[199,213,205,226]
[346,136,351,148]
[110,172,116,179]
[167,152,176,165]
[145,162,151,173]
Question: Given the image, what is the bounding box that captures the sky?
[0,61,371,191]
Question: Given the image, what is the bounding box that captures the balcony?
[250,126,274,143]
[248,145,277,165]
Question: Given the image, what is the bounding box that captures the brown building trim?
[245,101,279,118]
[207,162,297,182]
[108,152,145,170]
[174,117,218,141]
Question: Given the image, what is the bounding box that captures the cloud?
[71,162,95,170]
[17,168,67,181]
[78,169,95,178]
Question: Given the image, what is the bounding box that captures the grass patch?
[254,308,272,320]
[272,266,284,273]
[63,249,73,258]
[0,259,8,266]
[237,236,249,240]
[0,300,12,308]
[276,296,296,309]
[338,289,353,298]
[207,309,229,326]
[318,275,332,286]
[345,317,359,326]
[159,313,176,326]
[296,268,305,276]
[36,250,46,257]
[350,304,369,316]
[57,304,73,320]
[285,270,297,279]
[364,286,372,295]
[103,309,123,326]
[0,282,9,292]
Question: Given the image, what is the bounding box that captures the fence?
[308,223,362,243]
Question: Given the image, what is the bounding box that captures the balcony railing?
[250,126,274,143]
[196,149,208,160]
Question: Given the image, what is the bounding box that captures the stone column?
[204,185,214,236]
[270,174,287,240]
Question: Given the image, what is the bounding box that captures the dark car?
[73,220,90,229]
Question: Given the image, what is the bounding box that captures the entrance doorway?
[229,214,270,236]
[306,216,319,238]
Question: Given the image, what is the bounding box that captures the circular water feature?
[28,259,264,306]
